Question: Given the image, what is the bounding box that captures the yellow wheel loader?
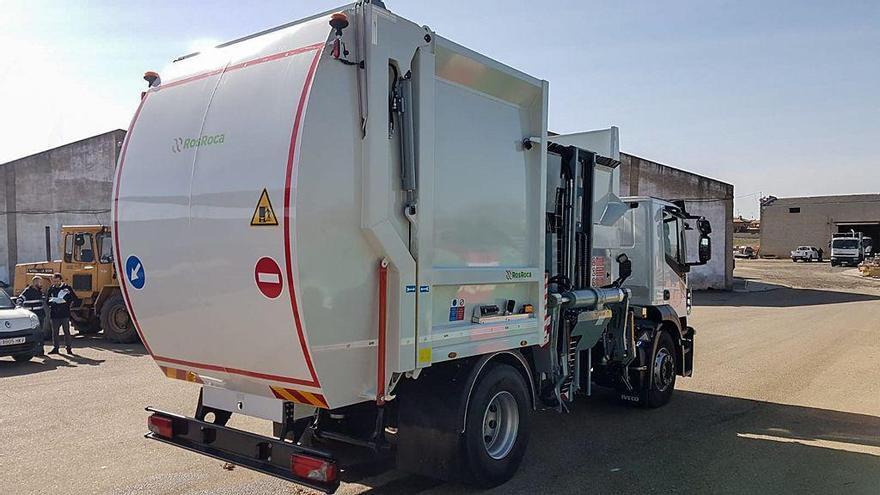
[13,225,137,343]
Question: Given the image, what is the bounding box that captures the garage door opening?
[835,223,879,253]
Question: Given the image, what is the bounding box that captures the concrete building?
[0,130,125,285]
[620,153,734,290]
[760,194,880,257]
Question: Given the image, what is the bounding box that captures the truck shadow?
[695,285,880,308]
[365,389,880,495]
[0,352,104,377]
[70,334,148,356]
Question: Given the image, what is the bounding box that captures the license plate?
[0,337,26,346]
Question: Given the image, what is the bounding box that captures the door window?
[663,214,681,262]
[74,233,95,263]
[64,234,74,263]
[97,232,113,264]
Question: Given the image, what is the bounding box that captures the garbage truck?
[116,2,712,492]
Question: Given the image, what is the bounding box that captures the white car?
[0,289,43,362]
[791,246,820,262]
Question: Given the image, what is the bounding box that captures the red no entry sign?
[254,256,283,299]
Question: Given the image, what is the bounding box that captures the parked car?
[791,246,820,262]
[0,288,43,362]
[734,246,757,259]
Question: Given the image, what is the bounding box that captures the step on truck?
[116,3,712,491]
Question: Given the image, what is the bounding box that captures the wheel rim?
[110,306,131,331]
[481,391,519,460]
[653,347,675,392]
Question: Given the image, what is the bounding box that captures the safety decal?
[159,365,203,384]
[255,257,284,299]
[250,188,279,226]
[448,298,466,322]
[270,386,329,408]
[126,255,146,290]
[405,285,416,293]
[418,347,432,364]
[419,285,430,293]
[590,256,607,287]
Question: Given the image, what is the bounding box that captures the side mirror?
[697,218,712,235]
[698,236,712,264]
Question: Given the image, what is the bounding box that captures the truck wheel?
[642,331,676,408]
[461,363,530,488]
[13,352,35,362]
[100,293,139,343]
[71,311,101,335]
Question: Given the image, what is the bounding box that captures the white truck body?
[121,3,711,490]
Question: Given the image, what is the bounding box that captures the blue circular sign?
[125,255,146,290]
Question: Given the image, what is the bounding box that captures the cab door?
[62,232,98,301]
[95,231,116,289]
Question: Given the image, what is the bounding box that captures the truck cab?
[610,197,711,318]
[830,232,870,266]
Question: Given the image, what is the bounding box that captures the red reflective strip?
[312,393,330,409]
[376,260,388,405]
[284,388,311,404]
[282,45,325,388]
[153,355,318,386]
[113,92,154,357]
[156,43,325,91]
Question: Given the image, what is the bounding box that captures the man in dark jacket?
[47,273,78,354]
[18,276,47,355]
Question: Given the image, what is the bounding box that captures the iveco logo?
[171,137,184,153]
[4,321,10,328]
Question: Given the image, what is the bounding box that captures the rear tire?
[100,293,139,343]
[642,331,677,408]
[461,363,530,488]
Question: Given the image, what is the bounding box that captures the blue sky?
[2,0,877,217]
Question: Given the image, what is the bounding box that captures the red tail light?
[290,454,338,483]
[147,414,174,439]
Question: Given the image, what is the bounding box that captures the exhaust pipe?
[45,226,51,262]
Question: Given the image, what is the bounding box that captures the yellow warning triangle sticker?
[250,188,279,226]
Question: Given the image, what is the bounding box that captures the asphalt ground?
[2,259,879,494]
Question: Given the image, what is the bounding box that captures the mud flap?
[396,359,477,481]
[682,326,695,377]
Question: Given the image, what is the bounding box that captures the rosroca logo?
[171,134,225,153]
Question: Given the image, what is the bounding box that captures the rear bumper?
[0,327,41,357]
[145,408,340,493]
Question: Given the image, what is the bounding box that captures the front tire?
[642,331,677,408]
[100,293,139,343]
[461,363,530,488]
[71,310,101,335]
[13,352,35,362]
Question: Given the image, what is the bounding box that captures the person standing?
[18,276,47,356]
[47,273,78,355]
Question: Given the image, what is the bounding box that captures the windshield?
[832,239,859,249]
[0,289,15,310]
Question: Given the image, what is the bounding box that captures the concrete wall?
[0,130,125,285]
[620,153,734,290]
[760,194,880,257]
